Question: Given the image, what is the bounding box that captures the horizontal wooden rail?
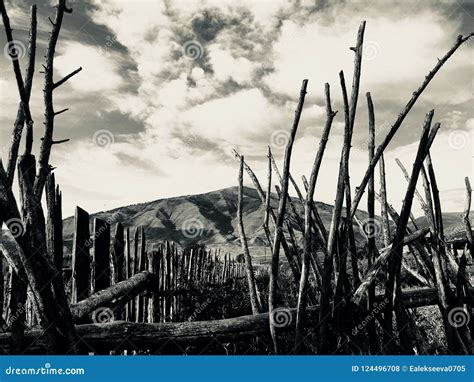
[71,271,154,321]
[0,287,469,354]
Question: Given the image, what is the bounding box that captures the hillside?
[62,186,374,260]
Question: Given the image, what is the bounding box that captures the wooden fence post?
[124,227,131,321]
[71,207,91,305]
[112,222,125,319]
[92,218,111,294]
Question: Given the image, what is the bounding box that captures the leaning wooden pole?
[0,0,35,154]
[294,83,336,349]
[350,33,473,218]
[269,79,308,353]
[379,154,391,247]
[383,111,439,353]
[6,4,36,182]
[366,91,378,354]
[237,156,261,315]
[463,177,473,260]
[425,151,458,352]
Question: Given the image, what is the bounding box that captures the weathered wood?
[92,218,111,293]
[232,151,298,287]
[425,151,458,352]
[295,82,336,347]
[366,91,378,354]
[268,79,308,353]
[378,154,391,247]
[54,185,63,272]
[71,207,91,304]
[124,227,131,321]
[3,287,470,354]
[34,0,81,198]
[270,150,304,234]
[46,173,63,271]
[6,5,36,182]
[8,267,27,353]
[353,228,431,304]
[71,271,153,322]
[0,0,77,354]
[351,33,473,218]
[383,111,438,353]
[0,1,35,154]
[18,154,77,354]
[320,66,358,353]
[237,156,261,314]
[463,177,473,260]
[112,223,125,284]
[138,229,147,322]
[111,222,125,319]
[396,158,433,228]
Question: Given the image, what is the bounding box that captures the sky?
[0,0,472,218]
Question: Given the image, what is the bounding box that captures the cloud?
[264,11,465,96]
[13,0,467,217]
[208,44,255,84]
[55,42,123,92]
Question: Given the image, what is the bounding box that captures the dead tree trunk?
[34,0,81,198]
[6,5,36,182]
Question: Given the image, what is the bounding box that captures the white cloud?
[52,0,470,218]
[263,8,470,97]
[183,88,285,141]
[208,44,255,84]
[55,42,122,92]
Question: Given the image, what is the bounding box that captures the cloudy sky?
[0,0,472,217]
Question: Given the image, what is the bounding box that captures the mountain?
[1,187,469,265]
[62,186,373,261]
